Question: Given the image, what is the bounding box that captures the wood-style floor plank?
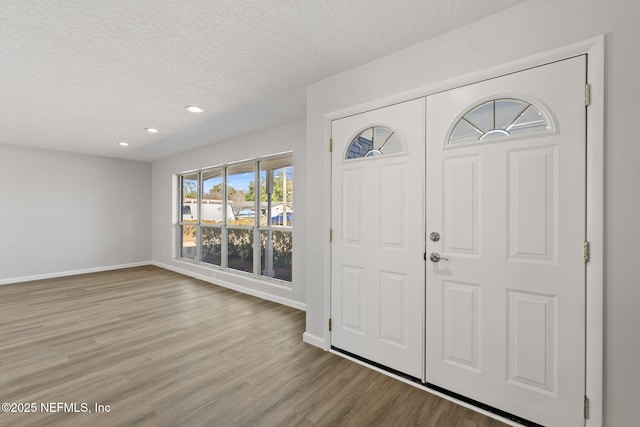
[0,266,509,426]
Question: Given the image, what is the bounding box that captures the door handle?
[429,252,449,262]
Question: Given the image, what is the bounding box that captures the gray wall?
[0,144,151,283]
[150,119,306,309]
[305,0,639,425]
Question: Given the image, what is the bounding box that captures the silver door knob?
[429,252,449,262]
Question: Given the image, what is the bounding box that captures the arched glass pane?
[450,119,482,142]
[345,126,404,159]
[449,98,552,145]
[465,102,494,132]
[507,105,550,133]
[495,99,529,129]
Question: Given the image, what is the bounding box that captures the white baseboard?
[0,261,152,286]
[152,261,306,311]
[302,331,326,349]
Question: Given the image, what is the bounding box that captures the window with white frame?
[176,153,293,283]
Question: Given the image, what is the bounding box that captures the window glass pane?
[227,229,253,273]
[260,156,293,227]
[180,225,197,260]
[201,168,225,224]
[260,230,292,282]
[202,226,222,266]
[464,101,494,132]
[449,98,552,144]
[494,99,529,129]
[181,172,198,223]
[347,133,373,159]
[450,119,482,144]
[378,131,403,155]
[177,154,293,285]
[227,163,255,226]
[346,126,404,160]
[507,105,551,133]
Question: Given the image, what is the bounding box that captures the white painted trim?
[0,261,152,286]
[302,331,325,348]
[323,35,605,426]
[326,36,605,122]
[323,115,333,351]
[330,350,521,427]
[585,36,605,427]
[152,261,307,311]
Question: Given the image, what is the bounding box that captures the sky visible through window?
[202,170,294,194]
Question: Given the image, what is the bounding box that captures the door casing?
[322,36,605,426]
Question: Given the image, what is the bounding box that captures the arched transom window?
[449,98,552,144]
[345,126,404,160]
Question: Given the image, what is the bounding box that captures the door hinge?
[585,84,591,106]
[329,138,333,152]
[584,241,590,263]
[583,395,590,419]
[330,228,333,242]
[329,318,332,331]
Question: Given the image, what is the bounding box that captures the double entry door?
[331,56,587,426]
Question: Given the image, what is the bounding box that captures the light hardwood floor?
[0,266,509,427]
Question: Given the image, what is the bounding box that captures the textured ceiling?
[0,0,526,161]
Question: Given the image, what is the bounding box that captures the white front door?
[331,99,425,378]
[425,57,587,426]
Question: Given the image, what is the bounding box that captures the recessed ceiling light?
[145,128,159,133]
[185,105,204,113]
[118,141,129,147]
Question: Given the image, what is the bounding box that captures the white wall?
[151,119,306,309]
[0,144,151,283]
[305,0,639,425]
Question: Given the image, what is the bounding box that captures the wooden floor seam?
[0,265,510,427]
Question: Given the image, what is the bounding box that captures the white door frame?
[322,36,604,426]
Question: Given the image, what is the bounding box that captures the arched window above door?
[345,126,405,160]
[449,98,553,145]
